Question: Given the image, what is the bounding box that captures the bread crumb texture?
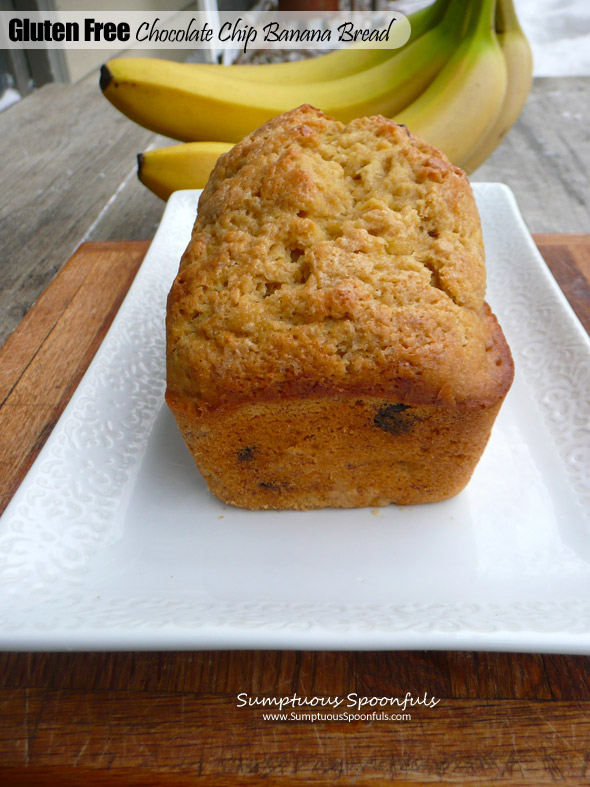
[167,105,510,412]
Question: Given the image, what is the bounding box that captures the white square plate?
[2,184,590,652]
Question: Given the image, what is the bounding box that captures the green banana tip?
[99,64,113,92]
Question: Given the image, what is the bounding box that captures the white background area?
[403,0,590,76]
[517,0,590,76]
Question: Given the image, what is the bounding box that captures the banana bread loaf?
[166,105,513,509]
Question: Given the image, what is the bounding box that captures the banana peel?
[138,142,232,199]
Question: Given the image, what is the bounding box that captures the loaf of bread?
[166,105,513,509]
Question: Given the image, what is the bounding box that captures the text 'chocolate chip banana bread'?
[166,105,514,510]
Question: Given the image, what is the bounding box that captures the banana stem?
[444,0,497,41]
[474,0,498,37]
[439,0,477,38]
[442,0,496,38]
[425,0,454,25]
[496,0,524,34]
[395,0,451,44]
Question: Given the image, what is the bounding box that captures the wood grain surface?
[0,242,150,515]
[472,79,590,236]
[0,237,590,785]
[0,82,165,350]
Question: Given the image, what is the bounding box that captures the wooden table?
[1,76,590,784]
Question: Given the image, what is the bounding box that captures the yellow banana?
[134,0,515,199]
[460,0,533,173]
[203,0,451,85]
[101,0,465,143]
[137,142,231,200]
[394,0,507,166]
[135,0,506,199]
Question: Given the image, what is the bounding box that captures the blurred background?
[1,0,589,112]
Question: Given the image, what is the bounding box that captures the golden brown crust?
[166,106,514,509]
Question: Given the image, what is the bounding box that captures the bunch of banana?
[99,0,532,199]
[101,0,459,142]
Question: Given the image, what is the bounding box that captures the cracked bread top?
[166,105,512,411]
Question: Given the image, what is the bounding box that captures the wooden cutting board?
[1,235,589,516]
